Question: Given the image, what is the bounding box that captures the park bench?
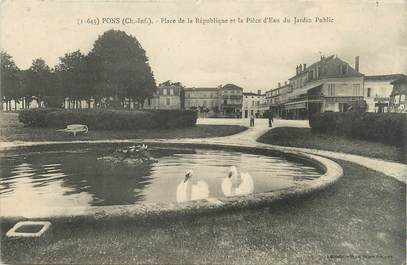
[56,124,88,136]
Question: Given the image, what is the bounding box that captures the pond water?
[0,145,322,217]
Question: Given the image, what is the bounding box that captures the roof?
[184,87,219,91]
[288,55,363,80]
[243,92,264,96]
[221,84,244,90]
[270,84,292,92]
[365,74,406,81]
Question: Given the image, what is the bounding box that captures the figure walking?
[268,110,274,127]
[250,112,255,127]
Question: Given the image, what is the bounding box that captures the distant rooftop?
[243,92,265,96]
[365,74,406,81]
[184,87,219,91]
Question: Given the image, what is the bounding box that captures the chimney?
[257,89,261,95]
[278,82,281,88]
[296,65,299,75]
[303,64,307,70]
[355,56,359,72]
[284,81,287,85]
[299,64,303,73]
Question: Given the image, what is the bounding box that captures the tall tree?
[1,51,21,110]
[88,29,156,108]
[25,58,54,107]
[55,50,91,108]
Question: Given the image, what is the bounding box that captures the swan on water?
[176,170,209,202]
[221,166,254,196]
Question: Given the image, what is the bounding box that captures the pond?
[0,144,323,217]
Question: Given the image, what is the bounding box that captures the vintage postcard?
[0,0,406,264]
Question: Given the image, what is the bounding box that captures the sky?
[1,0,406,92]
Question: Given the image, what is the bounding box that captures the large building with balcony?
[219,84,243,117]
[269,55,365,119]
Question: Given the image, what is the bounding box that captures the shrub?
[146,109,198,128]
[18,108,61,127]
[18,108,198,130]
[309,112,406,145]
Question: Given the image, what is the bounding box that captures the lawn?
[258,127,404,163]
[1,160,405,265]
[0,112,247,142]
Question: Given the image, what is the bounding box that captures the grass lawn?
[0,112,247,142]
[258,127,404,163]
[1,160,405,265]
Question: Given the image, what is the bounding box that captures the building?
[184,87,219,114]
[143,81,184,110]
[270,55,364,119]
[219,84,243,117]
[267,82,291,118]
[242,90,267,118]
[364,74,406,113]
[389,76,407,113]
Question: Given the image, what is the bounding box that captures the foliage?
[18,108,61,127]
[88,29,156,107]
[55,50,91,102]
[1,51,21,104]
[18,109,198,130]
[309,112,406,145]
[348,100,368,113]
[146,110,198,128]
[43,96,65,108]
[24,58,55,105]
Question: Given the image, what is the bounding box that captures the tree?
[348,99,368,113]
[55,50,92,108]
[1,51,21,110]
[25,58,54,107]
[88,29,156,108]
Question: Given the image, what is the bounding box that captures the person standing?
[268,110,274,127]
[250,112,255,127]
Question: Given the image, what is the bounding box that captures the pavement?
[195,118,407,184]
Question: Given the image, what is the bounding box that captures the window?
[353,84,361,96]
[170,89,174,95]
[328,84,335,96]
[163,89,167,95]
[166,98,170,105]
[367,88,371,97]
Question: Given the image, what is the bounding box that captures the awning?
[289,81,323,98]
[285,102,307,110]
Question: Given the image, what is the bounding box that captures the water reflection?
[0,145,322,217]
[221,166,254,196]
[176,170,209,202]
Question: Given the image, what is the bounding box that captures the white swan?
[221,166,254,196]
[176,170,209,202]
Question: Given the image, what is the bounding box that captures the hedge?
[18,108,197,130]
[18,108,61,127]
[309,112,406,145]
